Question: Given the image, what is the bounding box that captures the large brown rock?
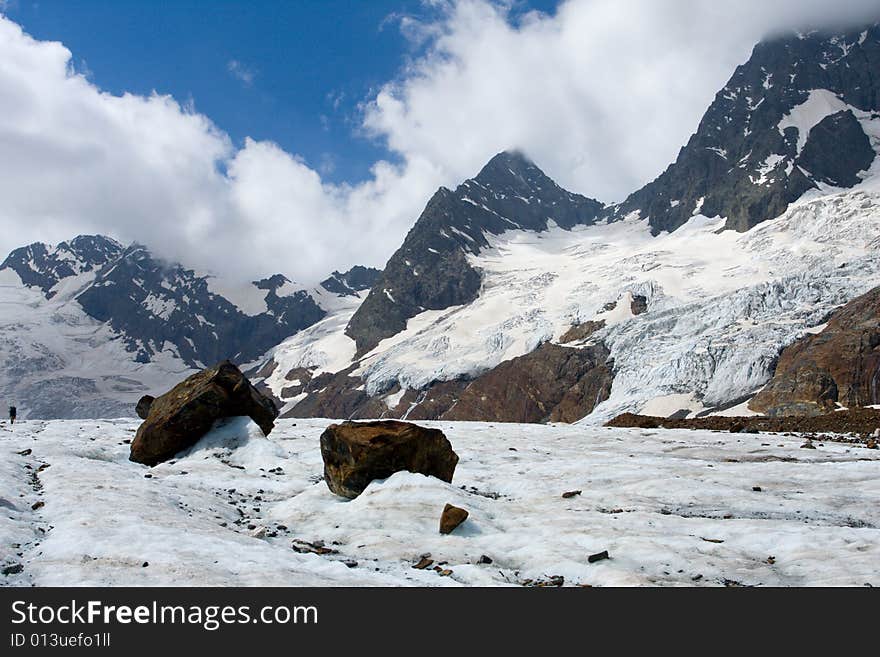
[319,420,459,499]
[749,287,880,416]
[130,361,279,466]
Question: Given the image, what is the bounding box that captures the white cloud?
[227,59,255,87]
[0,2,878,284]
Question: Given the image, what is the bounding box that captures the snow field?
[1,417,878,587]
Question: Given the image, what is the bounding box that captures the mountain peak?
[473,149,542,186]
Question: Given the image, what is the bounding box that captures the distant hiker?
[8,406,16,424]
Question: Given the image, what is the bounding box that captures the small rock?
[767,556,776,565]
[249,526,267,539]
[436,569,453,577]
[477,555,493,565]
[135,395,155,420]
[752,486,762,492]
[439,503,469,535]
[867,438,878,450]
[2,564,24,575]
[144,473,152,479]
[561,490,582,499]
[343,560,358,568]
[142,562,149,568]
[412,556,434,570]
[801,441,816,449]
[16,449,31,456]
[31,501,44,510]
[588,550,610,563]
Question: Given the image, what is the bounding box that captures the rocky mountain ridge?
[257,23,880,424]
[0,236,379,418]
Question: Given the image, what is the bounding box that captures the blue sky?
[1,0,875,281]
[4,0,558,184]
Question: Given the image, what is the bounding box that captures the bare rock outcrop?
[749,286,880,416]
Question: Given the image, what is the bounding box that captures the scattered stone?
[752,486,763,492]
[767,556,776,565]
[292,540,338,556]
[31,501,44,510]
[319,420,458,499]
[867,438,878,449]
[801,441,816,449]
[412,556,434,570]
[701,537,724,544]
[436,568,453,577]
[540,575,565,587]
[588,550,610,563]
[130,361,279,466]
[439,503,469,535]
[2,564,24,575]
[142,562,149,568]
[561,490,582,499]
[15,449,31,456]
[477,555,493,565]
[144,473,152,479]
[343,560,358,568]
[249,526,267,539]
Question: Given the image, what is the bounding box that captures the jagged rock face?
[442,342,613,423]
[797,110,876,187]
[345,151,604,356]
[283,341,612,424]
[320,266,382,296]
[319,420,459,499]
[130,360,278,466]
[0,235,123,297]
[749,286,880,416]
[613,25,880,234]
[76,245,325,367]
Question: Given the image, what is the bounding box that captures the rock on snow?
[1,417,878,587]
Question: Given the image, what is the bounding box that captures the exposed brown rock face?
[319,420,459,499]
[439,504,469,534]
[281,341,613,424]
[443,343,613,423]
[749,286,880,416]
[135,395,154,420]
[130,361,279,466]
[630,294,648,316]
[559,320,605,344]
[607,407,880,436]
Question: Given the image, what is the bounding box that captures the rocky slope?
[749,285,880,415]
[0,237,378,419]
[257,23,880,424]
[613,24,880,233]
[344,151,603,356]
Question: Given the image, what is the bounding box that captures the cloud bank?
[0,1,878,283]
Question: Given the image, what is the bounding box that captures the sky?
[0,0,878,284]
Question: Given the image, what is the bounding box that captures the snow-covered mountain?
[0,237,379,419]
[256,24,880,423]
